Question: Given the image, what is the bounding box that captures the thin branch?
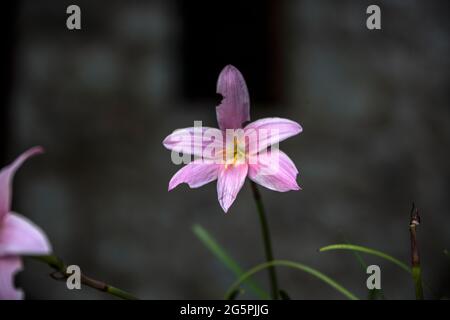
[30,255,138,300]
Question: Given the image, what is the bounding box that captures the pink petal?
[216,65,250,130]
[0,256,24,300]
[244,118,302,154]
[248,149,300,192]
[0,213,52,256]
[217,164,248,213]
[0,146,44,222]
[169,160,220,191]
[163,127,223,159]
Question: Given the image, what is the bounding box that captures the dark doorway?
[179,0,282,105]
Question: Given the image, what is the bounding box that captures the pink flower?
[0,147,52,300]
[163,65,302,212]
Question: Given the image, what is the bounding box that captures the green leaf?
[319,244,411,274]
[224,260,359,300]
[319,244,440,299]
[342,239,385,300]
[192,224,269,299]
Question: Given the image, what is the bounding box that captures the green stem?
[224,260,359,300]
[250,181,279,300]
[30,255,139,300]
[412,266,423,300]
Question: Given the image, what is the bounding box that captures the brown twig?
[409,202,424,299]
[32,255,138,300]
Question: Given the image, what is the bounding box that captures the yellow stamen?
[224,136,243,169]
[233,136,238,163]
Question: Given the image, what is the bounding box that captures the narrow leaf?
[224,260,359,300]
[319,244,411,274]
[192,224,269,299]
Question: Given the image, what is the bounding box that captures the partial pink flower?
[163,65,302,212]
[0,147,52,300]
[216,65,250,130]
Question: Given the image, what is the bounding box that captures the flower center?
[224,136,246,168]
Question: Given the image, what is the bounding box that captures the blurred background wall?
[2,0,449,299]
